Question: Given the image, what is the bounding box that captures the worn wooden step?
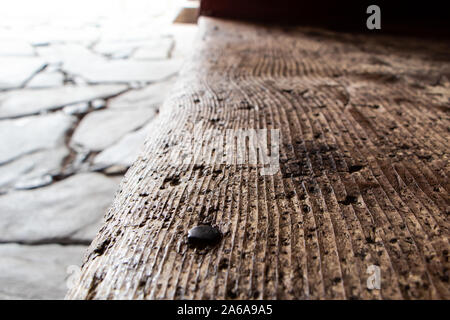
[67,17,450,300]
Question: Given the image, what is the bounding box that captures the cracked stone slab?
[71,107,156,151]
[0,41,35,56]
[0,147,69,190]
[0,243,86,299]
[26,70,64,88]
[0,173,121,244]
[36,43,104,66]
[0,84,127,119]
[0,57,46,89]
[64,58,183,84]
[94,36,172,58]
[0,112,75,164]
[93,41,138,59]
[93,123,151,171]
[63,102,90,115]
[108,79,174,109]
[132,37,174,60]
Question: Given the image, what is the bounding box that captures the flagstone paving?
[0,0,198,299]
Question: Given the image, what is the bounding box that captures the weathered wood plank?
[67,17,450,300]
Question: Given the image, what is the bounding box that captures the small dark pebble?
[188,225,222,248]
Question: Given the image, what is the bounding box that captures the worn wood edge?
[66,17,450,300]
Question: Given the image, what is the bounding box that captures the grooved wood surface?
[67,17,450,300]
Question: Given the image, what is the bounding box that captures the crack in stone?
[0,239,91,246]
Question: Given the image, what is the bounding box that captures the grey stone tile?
[93,123,151,170]
[26,71,64,88]
[0,84,127,119]
[71,107,156,151]
[108,79,174,109]
[63,58,182,84]
[0,113,75,164]
[0,57,46,89]
[0,147,69,190]
[0,243,87,299]
[0,173,120,244]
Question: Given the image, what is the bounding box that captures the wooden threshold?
[67,17,450,300]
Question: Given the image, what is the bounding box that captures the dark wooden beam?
[200,0,450,37]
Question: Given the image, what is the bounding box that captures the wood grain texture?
[67,17,450,300]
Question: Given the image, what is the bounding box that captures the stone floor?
[0,0,197,299]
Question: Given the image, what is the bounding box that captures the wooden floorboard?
[67,17,450,299]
